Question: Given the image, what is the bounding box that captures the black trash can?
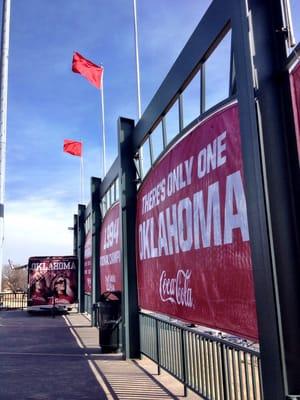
[97,291,121,353]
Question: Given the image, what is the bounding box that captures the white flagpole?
[0,0,11,291]
[100,67,106,177]
[133,0,142,119]
[80,148,84,204]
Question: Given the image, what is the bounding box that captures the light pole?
[0,0,11,291]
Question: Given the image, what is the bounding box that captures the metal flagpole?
[282,0,296,48]
[133,0,144,179]
[133,0,142,119]
[100,67,106,177]
[80,151,84,204]
[0,0,11,291]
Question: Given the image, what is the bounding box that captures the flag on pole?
[72,52,103,89]
[71,51,107,176]
[63,139,82,157]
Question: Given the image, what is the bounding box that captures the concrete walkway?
[0,310,201,400]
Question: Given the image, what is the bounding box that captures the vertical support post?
[155,318,161,375]
[73,214,78,256]
[91,177,101,326]
[248,0,300,395]
[180,329,187,397]
[200,64,206,114]
[118,117,140,359]
[220,344,228,400]
[77,204,85,314]
[232,0,300,397]
[178,94,184,133]
[229,33,236,96]
[231,1,286,398]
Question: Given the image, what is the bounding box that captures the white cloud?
[3,0,217,267]
[3,197,74,265]
[3,141,118,266]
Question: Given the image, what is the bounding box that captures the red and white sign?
[84,230,92,294]
[136,103,258,340]
[28,256,78,306]
[99,202,122,293]
[290,60,300,159]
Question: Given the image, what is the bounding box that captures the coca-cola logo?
[159,269,193,308]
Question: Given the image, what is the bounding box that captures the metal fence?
[84,293,92,315]
[0,291,27,310]
[139,312,262,400]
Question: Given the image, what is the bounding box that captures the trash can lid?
[99,291,122,302]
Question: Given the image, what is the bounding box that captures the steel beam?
[118,117,140,359]
[91,177,101,326]
[247,0,300,395]
[77,204,86,314]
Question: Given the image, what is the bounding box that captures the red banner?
[136,103,258,340]
[28,256,78,306]
[290,60,300,159]
[84,231,92,294]
[99,202,122,293]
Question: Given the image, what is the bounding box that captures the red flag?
[72,52,103,89]
[63,139,82,157]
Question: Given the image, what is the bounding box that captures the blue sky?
[2,0,213,264]
[1,0,300,265]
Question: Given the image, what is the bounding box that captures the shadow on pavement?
[0,310,107,400]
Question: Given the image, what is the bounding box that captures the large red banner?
[290,60,300,159]
[84,231,92,294]
[28,256,78,306]
[99,202,122,293]
[136,103,258,340]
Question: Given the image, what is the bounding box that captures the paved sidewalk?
[65,312,201,400]
[0,310,107,400]
[0,310,201,400]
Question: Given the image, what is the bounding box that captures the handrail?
[139,311,262,399]
[140,311,259,354]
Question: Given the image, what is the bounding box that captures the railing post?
[180,329,187,397]
[155,318,161,375]
[220,343,228,400]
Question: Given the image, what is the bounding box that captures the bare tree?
[2,263,27,292]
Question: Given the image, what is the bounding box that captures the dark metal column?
[118,117,140,359]
[91,177,101,326]
[248,0,300,396]
[231,1,286,398]
[77,204,86,314]
[232,0,300,397]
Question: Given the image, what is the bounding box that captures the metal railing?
[84,293,92,315]
[139,312,262,400]
[0,291,27,310]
